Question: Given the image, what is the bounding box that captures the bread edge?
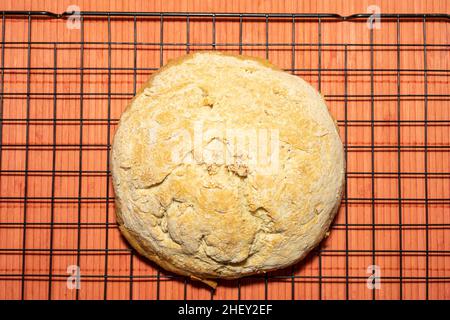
[110,51,345,288]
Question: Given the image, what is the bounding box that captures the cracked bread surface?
[111,52,345,285]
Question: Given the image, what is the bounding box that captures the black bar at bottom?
[1,300,449,318]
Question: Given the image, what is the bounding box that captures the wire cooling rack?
[0,11,449,300]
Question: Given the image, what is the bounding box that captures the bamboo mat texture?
[0,0,449,300]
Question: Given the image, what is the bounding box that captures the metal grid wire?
[0,11,449,300]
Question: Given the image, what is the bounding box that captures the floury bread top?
[111,52,345,286]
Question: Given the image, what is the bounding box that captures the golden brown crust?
[114,52,279,124]
[111,51,345,286]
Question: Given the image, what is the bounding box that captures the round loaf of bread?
[111,52,345,285]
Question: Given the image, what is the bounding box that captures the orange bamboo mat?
[0,0,449,300]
